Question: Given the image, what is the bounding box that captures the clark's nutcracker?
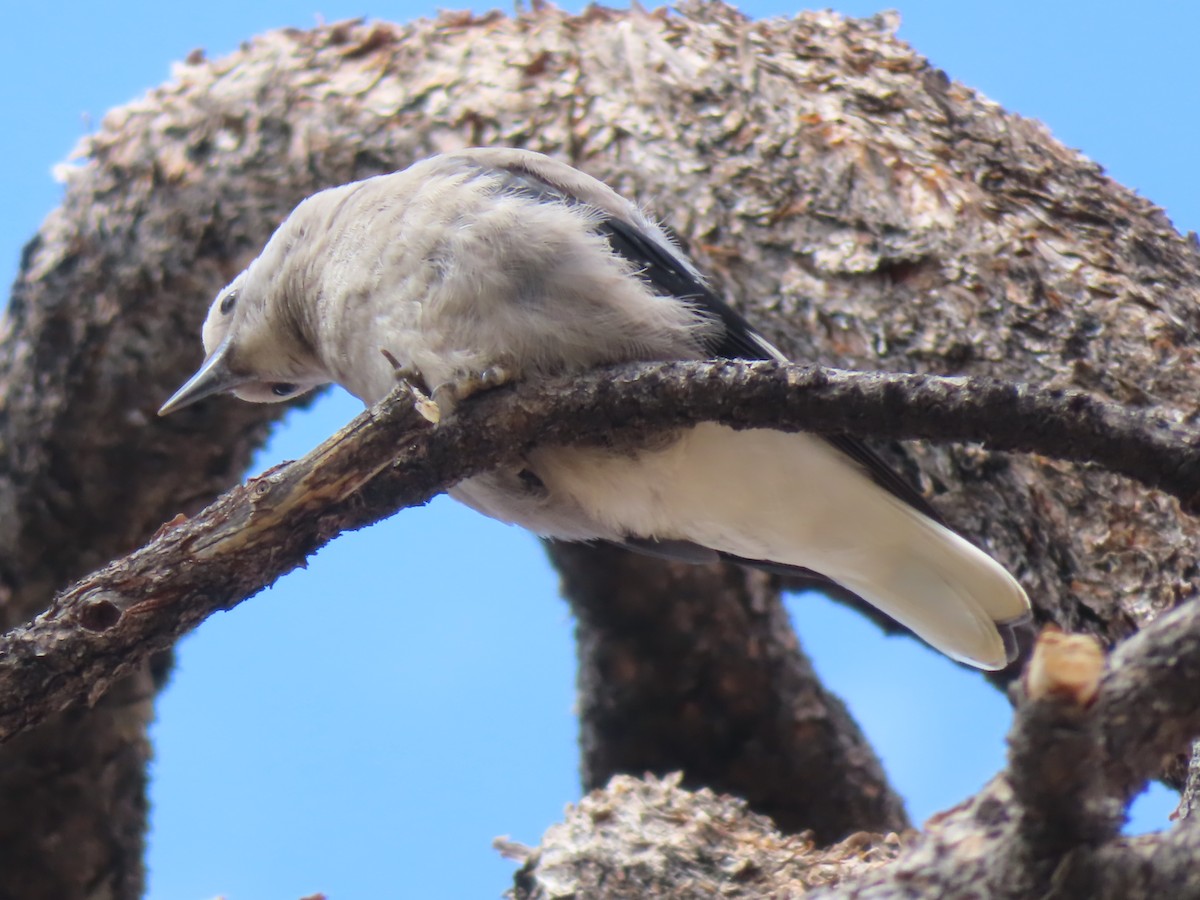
[161,147,1031,669]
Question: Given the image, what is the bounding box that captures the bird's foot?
[379,349,429,392]
[431,364,518,416]
[379,349,440,423]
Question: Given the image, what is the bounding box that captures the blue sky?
[2,2,1194,898]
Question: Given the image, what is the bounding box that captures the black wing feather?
[595,216,772,361]
[598,217,946,526]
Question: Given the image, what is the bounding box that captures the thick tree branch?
[1097,599,1200,802]
[1052,817,1200,899]
[549,540,909,841]
[998,633,1116,884]
[812,609,1200,897]
[2,360,1196,745]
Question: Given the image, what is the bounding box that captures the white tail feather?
[535,424,1030,670]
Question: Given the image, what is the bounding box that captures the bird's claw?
[431,365,517,416]
[379,349,440,423]
[380,348,430,392]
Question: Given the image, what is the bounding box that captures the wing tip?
[997,610,1037,668]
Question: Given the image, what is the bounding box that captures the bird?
[159,147,1031,669]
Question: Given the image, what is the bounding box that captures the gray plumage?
[161,147,1031,670]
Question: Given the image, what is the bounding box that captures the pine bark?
[1,3,1198,896]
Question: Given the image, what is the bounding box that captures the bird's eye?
[219,291,238,315]
[271,383,298,397]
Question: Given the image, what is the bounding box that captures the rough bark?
[499,772,907,899]
[1,2,1199,896]
[510,615,1200,897]
[550,540,908,841]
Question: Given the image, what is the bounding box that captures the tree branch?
[1097,599,1200,802]
[2,359,1196,745]
[824,605,1200,896]
[549,540,909,841]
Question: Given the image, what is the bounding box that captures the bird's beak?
[158,343,248,416]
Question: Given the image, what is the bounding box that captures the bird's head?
[159,212,332,416]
